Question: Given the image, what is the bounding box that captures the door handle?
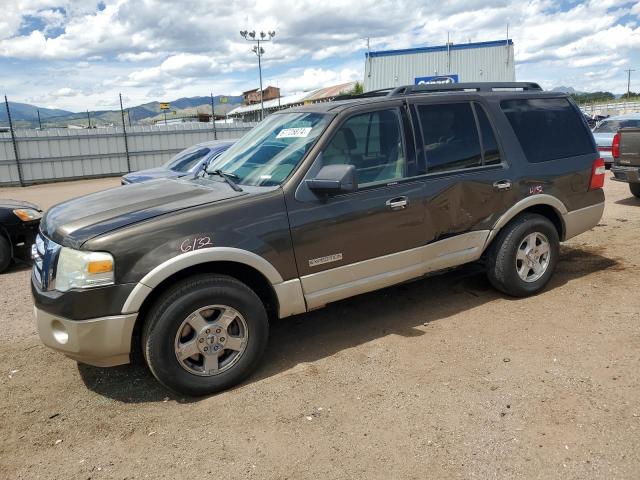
[493,180,512,191]
[386,196,409,210]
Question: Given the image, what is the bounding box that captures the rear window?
[501,98,594,163]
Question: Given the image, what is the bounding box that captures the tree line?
[571,91,640,104]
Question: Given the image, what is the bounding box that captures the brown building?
[243,86,280,105]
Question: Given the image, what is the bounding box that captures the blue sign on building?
[415,74,459,85]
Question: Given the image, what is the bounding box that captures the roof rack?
[333,88,394,101]
[387,82,543,97]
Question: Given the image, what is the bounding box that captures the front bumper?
[611,165,640,184]
[35,306,137,367]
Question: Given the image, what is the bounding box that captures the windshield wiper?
[208,169,243,192]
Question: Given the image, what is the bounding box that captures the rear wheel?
[142,274,269,396]
[486,213,559,297]
[630,183,640,198]
[0,235,11,273]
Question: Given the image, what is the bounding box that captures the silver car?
[592,113,640,165]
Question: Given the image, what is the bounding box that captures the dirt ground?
[0,174,638,479]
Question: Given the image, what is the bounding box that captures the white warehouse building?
[363,39,515,92]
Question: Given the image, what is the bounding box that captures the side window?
[501,98,594,163]
[474,104,502,166]
[323,109,406,187]
[416,103,482,173]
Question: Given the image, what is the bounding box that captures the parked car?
[32,82,605,396]
[611,127,640,198]
[121,140,234,184]
[592,113,640,165]
[0,199,42,272]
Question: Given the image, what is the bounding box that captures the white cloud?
[0,0,638,110]
[276,66,361,92]
[53,87,78,97]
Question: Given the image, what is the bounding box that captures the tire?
[0,235,11,273]
[142,274,269,396]
[485,213,559,297]
[630,183,640,199]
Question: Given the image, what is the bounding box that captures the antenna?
[447,31,451,73]
[367,37,372,78]
[505,23,510,65]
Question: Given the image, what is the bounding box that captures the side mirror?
[306,164,357,195]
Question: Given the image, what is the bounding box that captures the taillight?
[612,133,620,159]
[590,158,606,190]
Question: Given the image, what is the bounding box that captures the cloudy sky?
[0,0,638,112]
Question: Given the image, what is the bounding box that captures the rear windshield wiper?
[208,169,243,192]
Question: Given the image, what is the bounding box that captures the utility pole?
[37,109,43,129]
[4,95,24,186]
[119,93,131,172]
[240,29,276,121]
[210,92,217,140]
[624,69,635,99]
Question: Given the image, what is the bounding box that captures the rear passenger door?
[411,100,515,243]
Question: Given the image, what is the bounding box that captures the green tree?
[621,91,639,100]
[346,81,364,95]
[570,91,615,104]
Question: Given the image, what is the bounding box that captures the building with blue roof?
[364,39,515,91]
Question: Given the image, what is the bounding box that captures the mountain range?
[0,95,243,129]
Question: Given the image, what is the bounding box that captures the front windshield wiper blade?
[208,169,243,192]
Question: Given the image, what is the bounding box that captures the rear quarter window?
[501,98,594,163]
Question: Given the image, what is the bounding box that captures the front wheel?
[485,213,559,297]
[142,274,269,396]
[630,183,640,199]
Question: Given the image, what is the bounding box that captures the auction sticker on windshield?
[276,127,312,139]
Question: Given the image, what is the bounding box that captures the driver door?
[285,106,427,309]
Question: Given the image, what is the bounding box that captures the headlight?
[55,247,114,292]
[13,208,42,222]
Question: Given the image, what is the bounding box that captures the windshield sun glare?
[206,112,330,186]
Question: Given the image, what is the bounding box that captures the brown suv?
[32,82,605,395]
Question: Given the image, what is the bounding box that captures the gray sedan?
[592,113,640,165]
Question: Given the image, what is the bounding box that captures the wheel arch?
[484,195,567,250]
[127,259,284,362]
[0,225,14,254]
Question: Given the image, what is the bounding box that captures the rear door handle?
[493,180,512,191]
[386,196,409,210]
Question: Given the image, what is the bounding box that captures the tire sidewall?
[145,278,268,396]
[629,183,640,198]
[500,217,559,296]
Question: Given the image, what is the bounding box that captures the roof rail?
[333,88,394,101]
[387,82,543,97]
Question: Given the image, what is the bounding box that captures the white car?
[592,113,640,165]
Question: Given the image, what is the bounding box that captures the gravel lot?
[0,174,638,479]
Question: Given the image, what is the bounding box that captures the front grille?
[32,233,61,291]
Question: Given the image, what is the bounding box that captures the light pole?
[240,29,275,121]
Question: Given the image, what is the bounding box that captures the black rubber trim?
[31,272,136,320]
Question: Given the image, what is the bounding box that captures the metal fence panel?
[0,122,255,186]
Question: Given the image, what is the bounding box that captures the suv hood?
[41,177,247,248]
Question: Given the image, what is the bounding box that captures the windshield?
[593,119,640,133]
[164,147,211,172]
[206,112,330,186]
